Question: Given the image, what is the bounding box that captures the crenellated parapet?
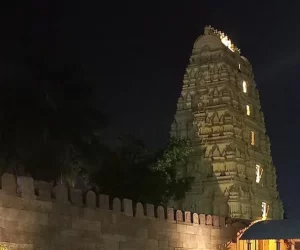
[0,173,242,250]
[1,173,227,227]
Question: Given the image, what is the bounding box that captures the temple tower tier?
[171,26,283,220]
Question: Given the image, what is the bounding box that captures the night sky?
[2,1,300,217]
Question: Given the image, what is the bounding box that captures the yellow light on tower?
[261,202,269,220]
[220,35,235,52]
[251,131,255,146]
[246,105,251,116]
[204,26,240,53]
[256,164,263,183]
[243,80,247,93]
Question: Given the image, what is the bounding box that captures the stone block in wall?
[193,213,199,224]
[199,214,206,224]
[99,194,109,209]
[36,181,52,201]
[167,207,174,221]
[186,224,198,235]
[53,183,69,203]
[184,211,191,223]
[176,210,183,222]
[213,215,220,227]
[85,190,96,208]
[18,176,36,199]
[169,239,183,248]
[119,240,144,249]
[147,239,159,249]
[182,235,198,249]
[72,218,100,231]
[206,214,212,225]
[122,199,133,216]
[135,202,144,218]
[1,173,16,195]
[113,197,121,213]
[136,227,148,239]
[146,203,155,217]
[103,238,120,250]
[70,188,83,206]
[156,206,165,219]
[158,240,168,248]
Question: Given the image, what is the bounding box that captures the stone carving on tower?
[171,26,283,220]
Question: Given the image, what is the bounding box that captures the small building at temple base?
[235,219,300,250]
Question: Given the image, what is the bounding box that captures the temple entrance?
[235,219,300,250]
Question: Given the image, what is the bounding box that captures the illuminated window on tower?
[243,80,247,93]
[251,131,255,146]
[246,105,251,116]
[256,164,263,183]
[261,202,268,219]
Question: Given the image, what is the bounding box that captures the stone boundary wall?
[0,173,239,250]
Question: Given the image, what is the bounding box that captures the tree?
[151,136,194,203]
[0,63,108,187]
[91,135,195,205]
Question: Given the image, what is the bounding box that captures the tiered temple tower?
[171,26,283,220]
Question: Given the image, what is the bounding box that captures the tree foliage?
[0,63,195,203]
[0,64,107,187]
[91,135,195,205]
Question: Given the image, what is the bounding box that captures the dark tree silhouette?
[0,63,108,187]
[91,135,195,205]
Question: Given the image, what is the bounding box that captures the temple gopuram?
[171,26,283,220]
